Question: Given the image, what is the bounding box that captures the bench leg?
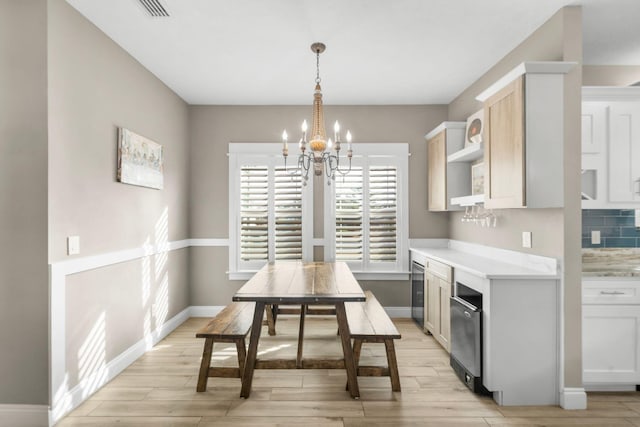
[266,304,277,336]
[384,339,401,392]
[236,338,247,378]
[296,304,306,368]
[196,337,214,392]
[346,338,363,391]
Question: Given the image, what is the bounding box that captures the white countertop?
[410,241,559,280]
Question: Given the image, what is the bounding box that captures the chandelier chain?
[315,48,321,84]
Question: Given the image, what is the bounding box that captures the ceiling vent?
[138,0,169,17]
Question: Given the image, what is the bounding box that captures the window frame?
[324,143,409,279]
[228,143,313,280]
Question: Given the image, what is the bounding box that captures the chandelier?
[282,42,353,186]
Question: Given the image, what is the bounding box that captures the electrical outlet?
[67,235,80,255]
[591,230,601,244]
[522,231,532,248]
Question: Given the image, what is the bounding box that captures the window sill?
[228,271,256,281]
[228,270,410,282]
[351,271,410,281]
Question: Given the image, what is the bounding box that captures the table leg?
[296,304,306,368]
[240,301,265,398]
[335,301,360,398]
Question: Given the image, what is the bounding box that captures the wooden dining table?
[232,261,366,398]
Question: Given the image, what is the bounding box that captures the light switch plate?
[591,230,601,244]
[522,231,532,248]
[67,235,80,255]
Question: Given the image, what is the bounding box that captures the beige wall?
[447,7,583,389]
[47,0,191,404]
[0,0,49,406]
[583,65,640,86]
[562,5,584,394]
[189,105,448,306]
[48,0,190,262]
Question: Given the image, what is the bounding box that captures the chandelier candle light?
[282,42,353,186]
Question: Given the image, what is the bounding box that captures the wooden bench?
[345,290,402,391]
[195,301,254,392]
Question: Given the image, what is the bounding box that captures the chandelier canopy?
[282,42,352,186]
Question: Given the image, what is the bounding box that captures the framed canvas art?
[117,128,164,189]
[465,109,484,147]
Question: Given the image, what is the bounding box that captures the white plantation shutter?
[274,167,303,260]
[240,166,269,262]
[325,144,408,275]
[229,144,313,277]
[369,166,397,262]
[335,167,363,261]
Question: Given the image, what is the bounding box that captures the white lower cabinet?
[583,280,640,388]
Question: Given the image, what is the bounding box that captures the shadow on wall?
[144,206,170,345]
[64,206,174,413]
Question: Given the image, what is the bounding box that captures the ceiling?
[65,0,640,105]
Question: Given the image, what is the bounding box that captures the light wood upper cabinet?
[427,131,447,211]
[477,61,576,209]
[483,76,525,209]
[425,122,468,211]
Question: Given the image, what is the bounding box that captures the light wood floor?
[59,316,640,426]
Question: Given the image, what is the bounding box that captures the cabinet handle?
[464,311,471,318]
[600,290,625,295]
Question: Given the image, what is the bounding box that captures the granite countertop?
[582,248,640,277]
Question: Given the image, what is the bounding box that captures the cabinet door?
[583,305,640,384]
[425,271,440,335]
[484,76,525,209]
[582,103,607,154]
[427,131,447,211]
[608,103,640,202]
[438,277,451,353]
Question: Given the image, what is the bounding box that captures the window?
[324,144,409,276]
[229,143,313,278]
[229,142,407,279]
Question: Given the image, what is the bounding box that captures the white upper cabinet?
[609,102,640,202]
[581,103,607,154]
[477,61,576,209]
[582,87,640,208]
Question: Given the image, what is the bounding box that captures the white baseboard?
[189,306,225,317]
[384,307,411,318]
[584,384,637,392]
[0,404,48,427]
[50,307,191,425]
[560,387,588,409]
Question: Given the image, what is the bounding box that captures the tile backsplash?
[582,209,640,248]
